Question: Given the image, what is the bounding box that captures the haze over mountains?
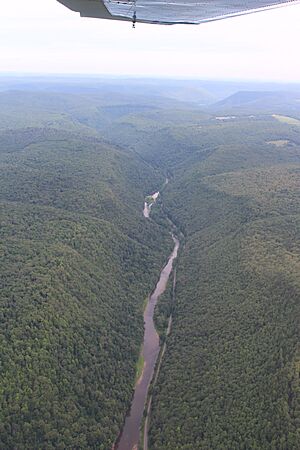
[2,75,300,108]
[0,75,299,449]
[213,90,300,115]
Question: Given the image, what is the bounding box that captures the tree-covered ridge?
[0,104,172,449]
[1,82,300,449]
[148,117,300,449]
[102,109,300,178]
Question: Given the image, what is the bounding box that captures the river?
[116,193,179,450]
[143,191,159,219]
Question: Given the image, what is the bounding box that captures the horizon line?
[1,72,300,85]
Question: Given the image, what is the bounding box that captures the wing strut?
[133,10,136,28]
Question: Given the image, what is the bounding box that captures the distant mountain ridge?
[213,90,300,114]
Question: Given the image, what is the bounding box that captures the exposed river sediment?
[116,189,179,450]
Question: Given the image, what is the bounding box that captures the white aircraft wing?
[57,0,300,25]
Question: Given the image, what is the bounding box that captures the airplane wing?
[57,0,300,25]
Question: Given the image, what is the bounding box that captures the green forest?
[0,92,173,449]
[145,115,300,450]
[0,80,299,449]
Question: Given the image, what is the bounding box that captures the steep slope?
[1,83,300,450]
[0,105,172,449]
[148,117,300,449]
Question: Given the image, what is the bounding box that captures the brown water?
[116,235,179,450]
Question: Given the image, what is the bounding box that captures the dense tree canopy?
[0,99,172,449]
[0,83,299,449]
[146,115,300,450]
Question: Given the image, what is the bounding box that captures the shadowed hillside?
[0,93,172,449]
[0,78,299,449]
[146,114,300,450]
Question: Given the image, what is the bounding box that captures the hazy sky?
[1,0,300,81]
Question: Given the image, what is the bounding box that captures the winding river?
[116,192,179,450]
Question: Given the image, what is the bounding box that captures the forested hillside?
[147,115,300,449]
[0,92,172,449]
[0,78,299,450]
[92,85,300,448]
